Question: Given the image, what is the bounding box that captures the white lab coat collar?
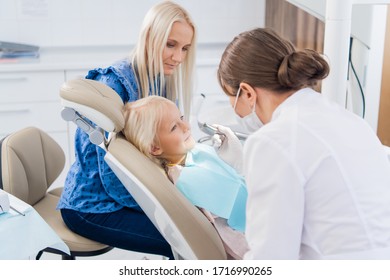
[271,87,320,122]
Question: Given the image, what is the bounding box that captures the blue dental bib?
[176,144,247,232]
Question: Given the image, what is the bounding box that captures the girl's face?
[152,101,195,164]
[162,21,194,75]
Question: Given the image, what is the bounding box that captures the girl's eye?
[180,116,184,120]
[167,42,175,48]
[182,47,189,52]
[171,124,177,132]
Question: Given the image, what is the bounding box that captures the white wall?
[0,0,266,141]
[0,0,265,47]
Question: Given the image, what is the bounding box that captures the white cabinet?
[0,70,69,189]
[0,71,65,135]
[0,71,64,103]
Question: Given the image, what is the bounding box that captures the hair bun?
[277,52,296,88]
[277,50,329,90]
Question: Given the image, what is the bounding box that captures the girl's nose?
[180,120,190,132]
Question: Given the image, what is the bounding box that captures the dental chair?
[0,126,113,260]
[60,78,227,260]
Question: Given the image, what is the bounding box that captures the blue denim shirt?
[57,58,142,213]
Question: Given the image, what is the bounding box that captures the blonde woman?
[57,1,196,259]
[122,96,249,259]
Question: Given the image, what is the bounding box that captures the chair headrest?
[60,79,124,132]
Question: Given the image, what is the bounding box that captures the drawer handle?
[0,108,30,114]
[0,77,28,82]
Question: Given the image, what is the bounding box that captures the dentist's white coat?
[243,88,390,259]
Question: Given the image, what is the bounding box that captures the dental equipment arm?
[199,122,248,141]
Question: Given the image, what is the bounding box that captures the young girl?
[122,96,249,259]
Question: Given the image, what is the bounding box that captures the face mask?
[233,87,263,133]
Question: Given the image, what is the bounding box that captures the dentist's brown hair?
[217,28,329,96]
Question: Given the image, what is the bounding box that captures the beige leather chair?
[60,78,227,260]
[0,127,113,260]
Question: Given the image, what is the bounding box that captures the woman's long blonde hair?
[130,1,197,120]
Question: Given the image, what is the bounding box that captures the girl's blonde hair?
[122,96,172,166]
[130,1,197,120]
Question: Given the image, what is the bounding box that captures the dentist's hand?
[212,124,243,174]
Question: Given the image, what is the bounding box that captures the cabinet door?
[0,71,64,103]
[0,70,71,188]
[0,102,66,135]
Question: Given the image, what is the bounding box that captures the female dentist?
[215,27,390,259]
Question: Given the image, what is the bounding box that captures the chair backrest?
[60,78,227,259]
[0,127,65,205]
[106,134,227,259]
